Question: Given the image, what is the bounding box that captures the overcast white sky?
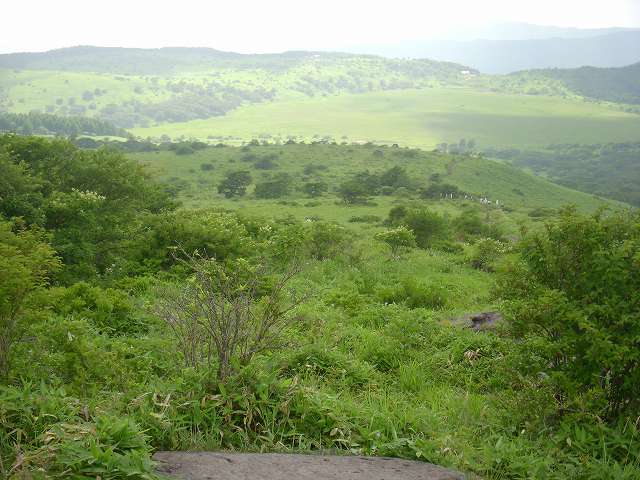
[3,0,640,54]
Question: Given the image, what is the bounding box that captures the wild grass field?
[130,88,640,148]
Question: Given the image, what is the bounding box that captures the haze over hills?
[441,22,639,41]
[341,24,640,73]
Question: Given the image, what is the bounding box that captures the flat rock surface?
[154,451,466,480]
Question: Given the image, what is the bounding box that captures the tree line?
[0,112,127,137]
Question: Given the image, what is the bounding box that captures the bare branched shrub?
[154,251,308,381]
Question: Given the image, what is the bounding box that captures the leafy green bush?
[348,214,381,223]
[254,173,291,199]
[217,170,252,198]
[49,282,143,336]
[469,238,511,272]
[374,226,416,257]
[498,208,640,417]
[0,220,60,378]
[386,207,449,248]
[452,209,504,241]
[307,222,349,260]
[139,209,254,269]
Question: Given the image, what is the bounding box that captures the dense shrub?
[301,181,328,198]
[498,208,640,417]
[348,214,381,224]
[49,282,143,336]
[307,222,349,260]
[386,207,449,248]
[452,209,485,239]
[254,173,291,199]
[469,238,511,272]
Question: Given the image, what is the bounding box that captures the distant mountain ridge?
[0,45,473,76]
[443,22,639,41]
[342,28,640,74]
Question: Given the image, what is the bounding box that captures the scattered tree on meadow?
[374,226,416,258]
[301,181,328,198]
[254,173,292,199]
[337,179,370,204]
[217,170,252,198]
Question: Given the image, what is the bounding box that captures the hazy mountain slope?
[352,31,640,74]
[439,22,638,41]
[0,47,473,128]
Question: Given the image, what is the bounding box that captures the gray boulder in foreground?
[154,451,466,480]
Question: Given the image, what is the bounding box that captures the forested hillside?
[0,111,127,136]
[510,62,640,105]
[486,142,640,206]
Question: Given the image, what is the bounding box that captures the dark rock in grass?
[470,311,502,330]
[450,311,503,331]
[154,452,466,480]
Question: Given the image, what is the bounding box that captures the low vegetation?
[1,134,638,479]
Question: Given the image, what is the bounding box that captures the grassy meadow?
[130,88,640,148]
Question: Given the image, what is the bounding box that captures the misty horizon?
[3,0,640,55]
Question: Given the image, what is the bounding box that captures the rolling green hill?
[127,142,618,219]
[2,47,638,149]
[1,46,639,209]
[0,47,471,129]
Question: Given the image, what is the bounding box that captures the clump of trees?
[385,206,448,248]
[337,166,413,204]
[218,171,253,198]
[254,173,292,199]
